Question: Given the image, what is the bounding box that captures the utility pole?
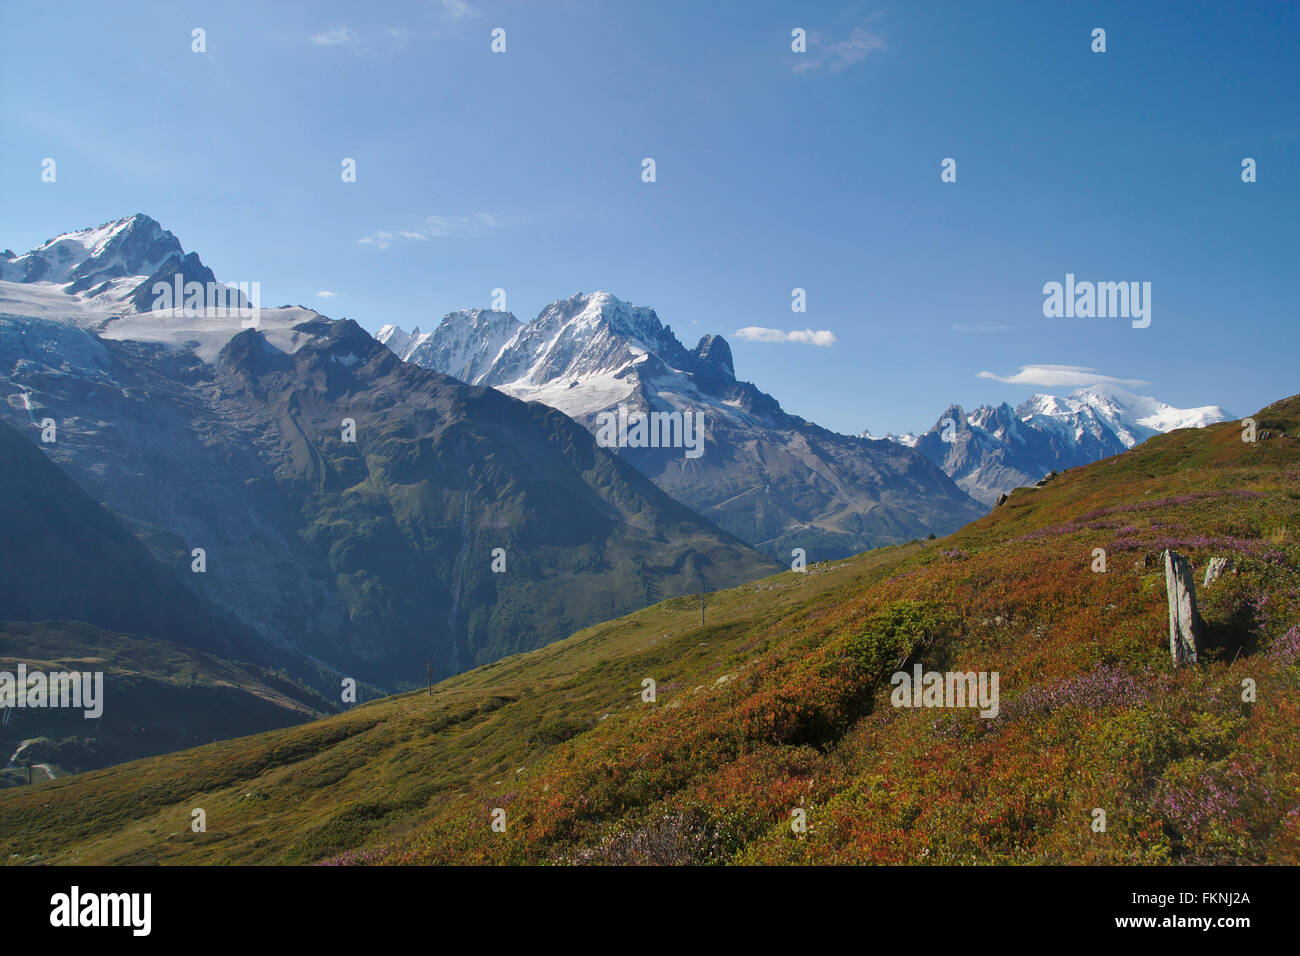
[425,660,433,696]
[699,592,707,627]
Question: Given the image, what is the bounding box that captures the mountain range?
[378,292,986,562]
[866,385,1232,506]
[0,216,775,698]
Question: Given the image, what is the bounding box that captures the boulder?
[994,493,1009,507]
[1164,549,1204,665]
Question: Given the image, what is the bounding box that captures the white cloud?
[309,27,359,47]
[438,0,480,19]
[735,326,837,347]
[316,291,337,299]
[794,24,886,74]
[977,365,1152,387]
[425,217,456,238]
[358,231,395,250]
[358,214,503,250]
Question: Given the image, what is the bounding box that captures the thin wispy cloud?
[316,291,338,299]
[309,27,358,47]
[977,365,1152,388]
[793,23,887,74]
[359,214,504,250]
[438,0,480,19]
[736,327,837,347]
[309,26,415,53]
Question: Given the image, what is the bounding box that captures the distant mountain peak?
[2,214,183,295]
[378,307,520,383]
[375,323,413,355]
[896,386,1231,505]
[531,291,683,358]
[1,213,200,316]
[1018,385,1232,449]
[861,429,920,446]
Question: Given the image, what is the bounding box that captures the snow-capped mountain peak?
[375,324,415,357]
[862,429,919,446]
[2,214,336,363]
[1,214,182,298]
[475,292,690,395]
[1017,384,1231,450]
[379,309,520,385]
[894,385,1232,505]
[378,292,734,423]
[376,292,696,421]
[1068,383,1231,444]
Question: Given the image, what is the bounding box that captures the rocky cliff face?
[378,308,519,385]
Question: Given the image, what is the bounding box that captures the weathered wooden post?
[1164,549,1204,665]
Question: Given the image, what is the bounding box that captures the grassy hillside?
[2,395,1297,865]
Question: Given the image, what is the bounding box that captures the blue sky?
[2,0,1296,435]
